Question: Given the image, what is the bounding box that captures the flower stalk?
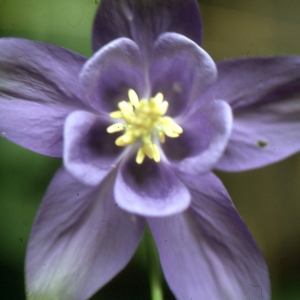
[144,227,164,300]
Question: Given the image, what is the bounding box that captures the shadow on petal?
[150,33,216,117]
[64,111,122,186]
[115,156,190,217]
[80,38,146,114]
[163,99,232,175]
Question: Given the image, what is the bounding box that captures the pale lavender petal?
[213,57,300,171]
[163,99,232,175]
[92,0,202,57]
[0,38,89,157]
[150,33,217,117]
[26,168,144,300]
[80,38,145,114]
[64,111,122,186]
[147,173,270,300]
[114,157,190,217]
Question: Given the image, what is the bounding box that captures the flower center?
[107,89,183,164]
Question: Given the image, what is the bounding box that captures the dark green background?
[0,0,300,299]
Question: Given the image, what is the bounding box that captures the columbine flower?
[1,0,300,299]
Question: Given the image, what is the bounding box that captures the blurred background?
[0,0,299,299]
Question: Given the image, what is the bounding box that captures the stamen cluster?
[107,89,183,164]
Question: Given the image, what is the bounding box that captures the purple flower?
[1,0,300,299]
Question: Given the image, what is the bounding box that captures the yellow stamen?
[152,144,160,162]
[109,111,123,119]
[106,89,183,164]
[136,148,146,164]
[128,89,140,106]
[106,123,125,133]
[158,130,165,143]
[159,101,169,115]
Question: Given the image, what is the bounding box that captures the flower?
[1,0,300,299]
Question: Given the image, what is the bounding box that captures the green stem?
[144,227,164,300]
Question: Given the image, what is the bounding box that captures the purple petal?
[64,110,122,186]
[163,99,232,175]
[0,38,88,157]
[26,168,144,300]
[147,172,270,300]
[150,33,217,117]
[0,101,73,157]
[80,38,146,114]
[92,0,202,57]
[114,157,190,217]
[213,57,300,171]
